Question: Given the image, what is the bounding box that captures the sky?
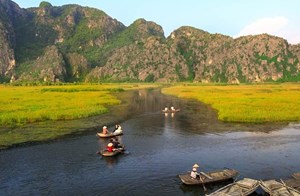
[12,0,300,44]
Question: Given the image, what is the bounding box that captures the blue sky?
[12,0,300,44]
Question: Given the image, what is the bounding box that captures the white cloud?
[235,16,300,44]
[236,16,289,37]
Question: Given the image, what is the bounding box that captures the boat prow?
[179,168,239,185]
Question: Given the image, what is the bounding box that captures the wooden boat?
[260,179,300,196]
[96,131,123,138]
[178,168,239,185]
[283,172,300,191]
[207,178,259,196]
[97,148,125,157]
[293,173,300,181]
[283,178,300,192]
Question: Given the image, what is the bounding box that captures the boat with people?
[97,147,125,157]
[96,125,123,138]
[96,132,123,138]
[207,178,260,196]
[260,179,300,195]
[97,137,125,157]
[178,168,239,185]
[161,106,180,113]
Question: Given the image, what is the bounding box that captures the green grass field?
[0,84,155,126]
[0,83,157,149]
[162,83,300,123]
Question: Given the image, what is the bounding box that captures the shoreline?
[0,90,136,150]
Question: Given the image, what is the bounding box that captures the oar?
[280,179,294,195]
[200,174,207,191]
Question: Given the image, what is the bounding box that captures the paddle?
[199,174,207,191]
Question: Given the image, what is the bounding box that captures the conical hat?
[108,143,113,147]
[193,164,199,168]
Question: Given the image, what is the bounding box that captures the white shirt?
[114,126,122,134]
[190,171,199,179]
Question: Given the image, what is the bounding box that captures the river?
[0,89,300,196]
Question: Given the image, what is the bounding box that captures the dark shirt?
[112,141,120,148]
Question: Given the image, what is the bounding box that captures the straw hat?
[103,126,107,129]
[193,164,199,168]
[108,143,113,147]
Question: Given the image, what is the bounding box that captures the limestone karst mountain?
[1,0,300,83]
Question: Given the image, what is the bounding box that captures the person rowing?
[190,164,200,180]
[113,125,122,135]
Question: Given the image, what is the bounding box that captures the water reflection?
[102,156,119,168]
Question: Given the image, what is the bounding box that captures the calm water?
[1,89,300,196]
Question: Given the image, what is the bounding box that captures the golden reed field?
[0,84,156,126]
[1,83,300,149]
[162,83,300,123]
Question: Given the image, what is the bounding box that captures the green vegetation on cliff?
[1,0,300,84]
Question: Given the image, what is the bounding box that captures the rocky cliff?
[1,0,300,83]
[0,0,26,81]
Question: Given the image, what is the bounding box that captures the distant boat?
[178,168,238,185]
[161,109,180,113]
[207,178,259,196]
[260,179,300,196]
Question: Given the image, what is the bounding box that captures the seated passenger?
[102,126,109,134]
[163,107,169,112]
[170,106,176,112]
[106,142,113,152]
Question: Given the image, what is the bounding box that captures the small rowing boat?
[260,179,300,196]
[293,173,300,181]
[96,132,123,138]
[162,109,180,113]
[283,173,300,192]
[178,168,239,185]
[207,178,259,196]
[97,147,125,157]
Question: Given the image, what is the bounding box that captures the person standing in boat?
[113,125,119,132]
[113,125,123,135]
[190,164,200,180]
[102,126,109,134]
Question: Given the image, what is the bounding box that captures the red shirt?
[107,145,113,152]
